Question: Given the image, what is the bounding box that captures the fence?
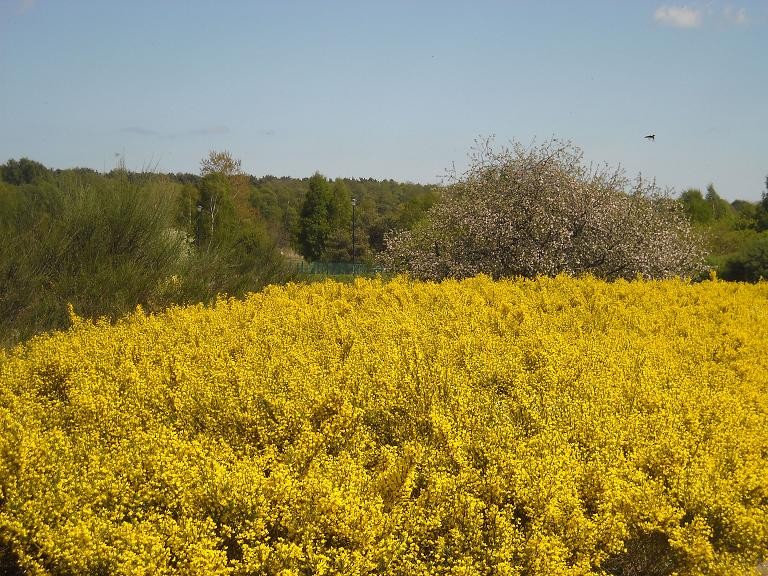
[290,261,384,277]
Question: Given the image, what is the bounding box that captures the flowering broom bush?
[0,276,766,575]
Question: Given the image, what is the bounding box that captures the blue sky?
[1,1,766,200]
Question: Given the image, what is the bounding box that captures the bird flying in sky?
[644,134,655,141]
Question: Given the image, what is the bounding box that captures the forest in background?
[678,183,768,281]
[0,153,766,347]
[0,155,437,346]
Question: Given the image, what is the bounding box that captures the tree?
[174,183,199,235]
[396,189,439,229]
[0,177,187,344]
[297,173,333,261]
[200,150,249,200]
[756,177,768,232]
[0,158,50,185]
[680,185,733,225]
[197,173,235,245]
[680,189,712,224]
[730,199,758,228]
[197,151,249,243]
[721,232,768,282]
[704,184,734,222]
[329,179,352,230]
[200,150,242,178]
[296,174,358,262]
[382,138,706,281]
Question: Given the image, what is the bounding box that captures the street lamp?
[351,197,357,275]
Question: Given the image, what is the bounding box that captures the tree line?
[678,182,768,281]
[1,146,766,346]
[0,155,436,345]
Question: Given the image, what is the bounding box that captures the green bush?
[0,166,297,346]
[175,221,294,304]
[0,178,185,345]
[720,233,768,282]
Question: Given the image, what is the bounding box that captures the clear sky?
[1,1,766,200]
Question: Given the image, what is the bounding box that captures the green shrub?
[720,233,768,282]
[0,178,185,345]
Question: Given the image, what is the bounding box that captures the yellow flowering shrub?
[0,275,766,575]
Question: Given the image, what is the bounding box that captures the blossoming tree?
[383,138,706,280]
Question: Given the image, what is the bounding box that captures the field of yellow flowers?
[0,275,766,576]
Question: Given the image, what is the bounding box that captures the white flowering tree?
[382,138,706,280]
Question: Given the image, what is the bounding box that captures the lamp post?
[351,197,357,275]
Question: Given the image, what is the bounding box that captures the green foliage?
[0,156,489,344]
[680,185,734,225]
[200,149,242,177]
[57,183,185,315]
[396,188,438,229]
[0,177,185,345]
[757,188,768,232]
[249,175,306,246]
[329,179,352,229]
[0,158,51,185]
[0,182,22,222]
[175,183,200,232]
[680,188,713,224]
[720,232,768,282]
[297,173,360,262]
[730,199,759,230]
[0,162,292,346]
[197,173,237,246]
[293,175,437,264]
[704,184,735,222]
[298,173,333,261]
[174,224,291,304]
[688,176,768,279]
[253,174,435,262]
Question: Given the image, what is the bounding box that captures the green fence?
[290,261,383,277]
